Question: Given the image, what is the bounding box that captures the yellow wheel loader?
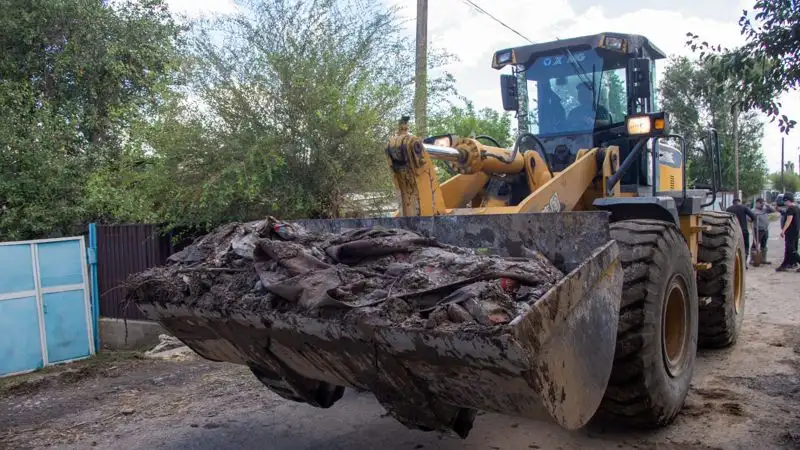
[133,33,746,437]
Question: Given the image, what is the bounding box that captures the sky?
[165,0,800,173]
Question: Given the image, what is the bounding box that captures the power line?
[460,1,592,89]
[461,0,534,44]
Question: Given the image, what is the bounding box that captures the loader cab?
[493,33,672,192]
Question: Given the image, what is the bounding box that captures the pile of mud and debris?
[127,217,565,330]
[144,334,195,360]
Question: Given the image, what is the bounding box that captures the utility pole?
[515,68,530,134]
[733,104,740,198]
[413,0,428,137]
[781,137,785,192]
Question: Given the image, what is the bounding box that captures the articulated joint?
[452,138,483,174]
[386,134,427,168]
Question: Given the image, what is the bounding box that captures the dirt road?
[2,220,800,450]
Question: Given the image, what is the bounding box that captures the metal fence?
[93,224,173,320]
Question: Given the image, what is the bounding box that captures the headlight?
[626,116,652,135]
[496,51,513,64]
[625,112,669,136]
[603,36,626,51]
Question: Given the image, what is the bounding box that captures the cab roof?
[492,32,667,70]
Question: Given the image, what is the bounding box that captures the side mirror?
[500,74,518,111]
[627,57,651,100]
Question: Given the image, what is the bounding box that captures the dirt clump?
[127,217,564,330]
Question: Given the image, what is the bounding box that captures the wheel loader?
[132,32,746,438]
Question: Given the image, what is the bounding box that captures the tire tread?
[596,219,698,427]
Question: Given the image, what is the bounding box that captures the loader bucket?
[134,211,622,437]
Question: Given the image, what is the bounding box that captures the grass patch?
[0,350,144,396]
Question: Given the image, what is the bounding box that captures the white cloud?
[385,0,798,172]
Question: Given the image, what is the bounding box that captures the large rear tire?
[696,211,746,348]
[596,219,698,427]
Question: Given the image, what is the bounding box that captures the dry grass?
[0,350,145,396]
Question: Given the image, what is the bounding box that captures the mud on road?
[2,222,800,450]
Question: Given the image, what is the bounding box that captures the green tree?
[0,84,89,240]
[427,98,513,182]
[768,172,800,193]
[428,98,513,146]
[687,0,800,133]
[659,56,768,197]
[604,71,626,121]
[0,0,182,239]
[0,0,182,160]
[92,0,456,229]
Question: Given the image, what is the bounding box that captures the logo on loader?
[541,52,586,67]
[542,192,561,213]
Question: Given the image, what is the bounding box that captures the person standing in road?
[778,195,788,228]
[776,193,800,272]
[726,198,756,265]
[753,198,775,264]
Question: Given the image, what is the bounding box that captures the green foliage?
[186,0,419,221]
[0,0,183,157]
[660,56,768,197]
[0,82,88,240]
[768,171,800,193]
[90,0,454,230]
[686,0,800,133]
[428,98,513,146]
[427,97,512,182]
[0,0,182,239]
[0,0,486,237]
[604,72,626,122]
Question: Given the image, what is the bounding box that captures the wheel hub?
[733,252,744,315]
[662,275,690,378]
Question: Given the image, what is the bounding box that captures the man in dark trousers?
[726,198,756,265]
[753,198,775,264]
[776,193,800,272]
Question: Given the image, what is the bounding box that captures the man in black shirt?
[777,193,800,272]
[726,198,756,264]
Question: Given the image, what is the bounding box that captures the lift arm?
[385,121,619,217]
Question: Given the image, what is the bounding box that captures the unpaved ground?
[2,221,800,450]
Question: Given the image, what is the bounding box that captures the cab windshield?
[525,48,628,136]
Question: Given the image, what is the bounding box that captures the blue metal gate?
[0,237,95,377]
